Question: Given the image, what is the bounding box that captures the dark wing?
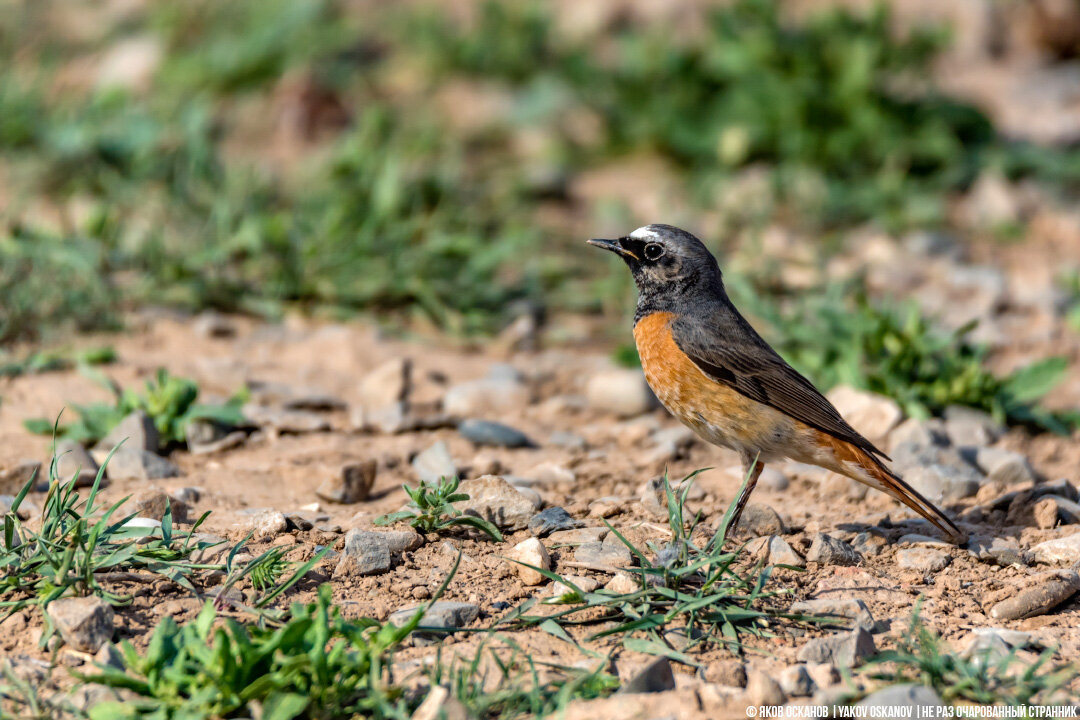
[669,309,888,460]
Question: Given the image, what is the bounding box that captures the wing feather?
[669,310,887,460]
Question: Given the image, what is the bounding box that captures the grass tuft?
[376,476,504,543]
[0,450,214,617]
[499,469,827,662]
[24,369,247,449]
[858,602,1076,706]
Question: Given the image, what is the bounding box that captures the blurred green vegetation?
[1,0,1077,430]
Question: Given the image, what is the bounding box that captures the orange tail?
[850,447,967,544]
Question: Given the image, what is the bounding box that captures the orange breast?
[633,311,796,455]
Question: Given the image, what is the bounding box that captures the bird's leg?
[726,453,764,539]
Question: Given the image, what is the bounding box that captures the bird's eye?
[644,243,664,260]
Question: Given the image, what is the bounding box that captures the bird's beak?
[587,237,638,260]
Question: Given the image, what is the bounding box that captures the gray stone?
[389,601,479,630]
[94,642,125,671]
[805,663,840,691]
[852,532,888,558]
[986,454,1038,487]
[242,404,330,433]
[358,403,453,435]
[344,528,422,556]
[443,378,528,417]
[334,532,394,577]
[528,507,580,537]
[0,460,42,495]
[129,489,186,523]
[796,627,876,667]
[458,419,533,448]
[766,536,805,568]
[1036,496,1080,526]
[186,420,245,454]
[585,369,659,418]
[1038,479,1080,503]
[651,425,696,452]
[903,464,980,505]
[736,504,785,537]
[826,386,902,442]
[250,511,287,540]
[411,441,457,485]
[898,534,952,547]
[856,684,945,717]
[548,527,607,544]
[93,411,159,456]
[105,448,180,481]
[806,533,862,566]
[703,659,746,688]
[758,467,789,492]
[896,547,951,573]
[575,541,633,568]
[316,459,376,504]
[943,406,1003,447]
[248,381,344,411]
[1031,533,1080,564]
[891,441,978,477]
[193,430,247,455]
[790,598,876,632]
[525,462,575,485]
[778,664,814,697]
[745,670,786,706]
[55,441,99,486]
[965,628,1035,656]
[68,684,130,713]
[358,358,411,411]
[620,657,675,694]
[454,475,536,531]
[487,363,524,383]
[548,431,586,450]
[47,597,114,653]
[989,571,1080,621]
[888,418,949,453]
[968,535,1028,566]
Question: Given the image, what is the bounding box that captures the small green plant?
[81,585,411,720]
[24,369,247,448]
[376,476,503,543]
[427,638,619,718]
[858,604,1076,706]
[210,539,327,613]
[81,558,462,720]
[500,470,824,663]
[0,345,115,379]
[0,450,214,616]
[248,546,291,593]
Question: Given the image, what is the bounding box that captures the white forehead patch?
[629,226,659,240]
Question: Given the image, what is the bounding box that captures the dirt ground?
[2,296,1080,716]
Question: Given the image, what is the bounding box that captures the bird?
[588,224,966,544]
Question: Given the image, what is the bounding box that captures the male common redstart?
[589,224,966,544]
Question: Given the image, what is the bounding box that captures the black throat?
[632,265,725,324]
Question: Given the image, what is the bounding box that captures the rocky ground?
[1,260,1080,717]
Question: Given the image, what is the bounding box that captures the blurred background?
[3,0,1080,431]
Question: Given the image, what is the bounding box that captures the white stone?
[585,369,658,418]
[508,538,550,586]
[1032,533,1080,564]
